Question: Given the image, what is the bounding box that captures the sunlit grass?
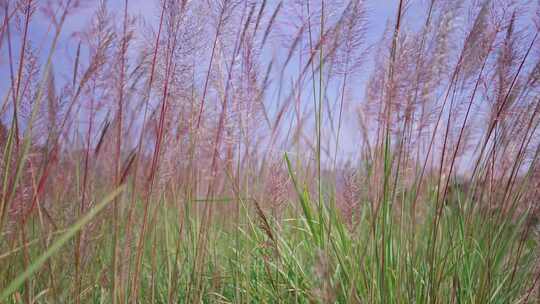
[1,0,540,302]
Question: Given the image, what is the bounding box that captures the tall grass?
[1,0,540,303]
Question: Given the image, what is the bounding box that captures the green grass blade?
[0,186,125,302]
[284,153,317,241]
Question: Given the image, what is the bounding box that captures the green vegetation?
[1,0,540,302]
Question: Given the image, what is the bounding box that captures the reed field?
[2,0,540,302]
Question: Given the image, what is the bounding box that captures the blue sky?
[0,0,424,162]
